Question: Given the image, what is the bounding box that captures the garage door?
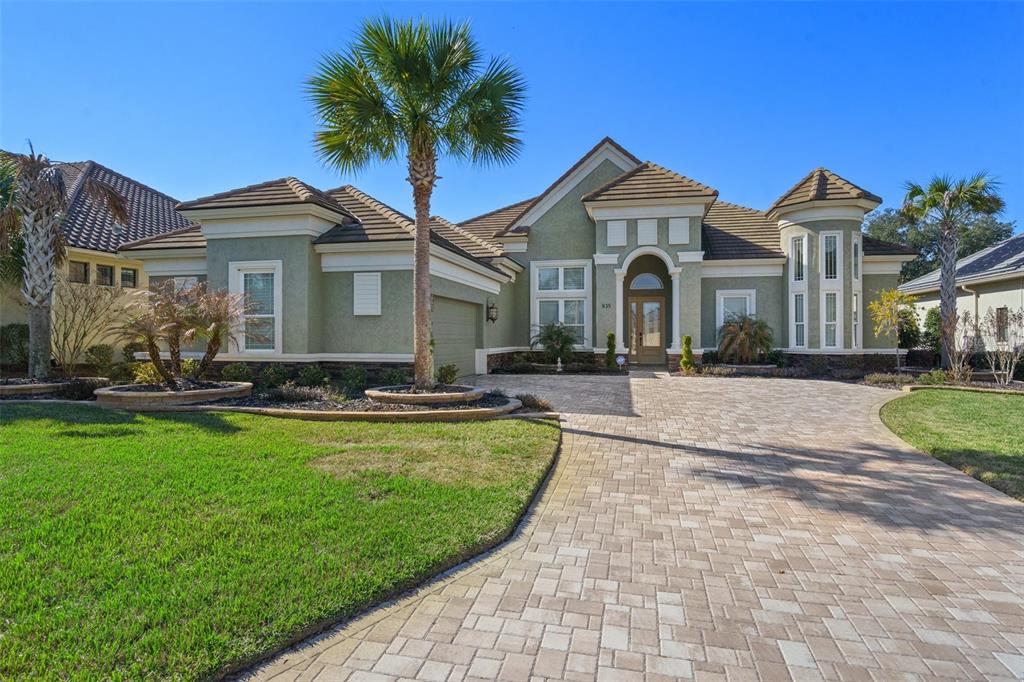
[432,297,479,379]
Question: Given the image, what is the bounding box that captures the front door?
[628,296,665,365]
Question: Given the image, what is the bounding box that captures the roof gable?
[768,167,882,215]
[459,197,535,240]
[499,137,640,235]
[582,162,718,204]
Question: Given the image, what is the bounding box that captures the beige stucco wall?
[912,277,1024,326]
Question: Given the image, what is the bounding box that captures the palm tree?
[308,17,526,388]
[717,315,773,365]
[0,146,127,378]
[901,174,1004,368]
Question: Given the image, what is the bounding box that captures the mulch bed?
[107,381,231,393]
[210,392,513,412]
[372,384,474,395]
[1,378,70,386]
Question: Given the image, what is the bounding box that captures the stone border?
[94,382,253,408]
[364,385,484,405]
[901,383,1024,396]
[0,378,109,397]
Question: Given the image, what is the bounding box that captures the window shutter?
[353,272,381,315]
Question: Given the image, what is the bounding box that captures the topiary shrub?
[0,323,29,368]
[340,365,367,392]
[259,365,289,389]
[54,377,110,400]
[435,363,459,385]
[296,363,330,387]
[605,332,616,369]
[220,362,253,383]
[84,344,115,377]
[679,335,694,374]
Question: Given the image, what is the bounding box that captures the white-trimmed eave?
[510,142,639,230]
[772,200,880,224]
[119,246,207,261]
[584,199,712,221]
[178,203,352,225]
[701,257,786,278]
[863,253,917,276]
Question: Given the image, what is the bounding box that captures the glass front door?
[628,296,665,365]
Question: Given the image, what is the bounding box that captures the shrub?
[134,359,198,385]
[435,363,459,385]
[765,349,785,367]
[504,362,536,374]
[830,368,866,381]
[52,278,132,377]
[864,372,915,386]
[922,307,942,354]
[769,366,809,378]
[679,335,694,373]
[121,341,144,365]
[259,364,289,389]
[84,344,115,377]
[700,365,736,377]
[530,322,577,365]
[266,380,335,403]
[380,367,409,386]
[0,323,29,367]
[700,350,719,365]
[54,377,110,400]
[340,365,367,392]
[108,362,136,383]
[296,363,330,387]
[898,307,921,349]
[220,362,253,383]
[717,315,773,364]
[605,332,616,369]
[916,368,950,385]
[515,393,552,411]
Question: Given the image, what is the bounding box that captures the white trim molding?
[702,260,784,278]
[140,257,208,277]
[593,252,620,265]
[199,212,339,240]
[675,250,705,263]
[715,289,756,328]
[182,203,350,226]
[228,259,283,355]
[775,203,875,226]
[586,202,706,221]
[622,245,676,271]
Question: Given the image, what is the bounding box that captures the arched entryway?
[624,254,671,365]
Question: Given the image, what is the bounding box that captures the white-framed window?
[606,220,626,247]
[851,292,860,348]
[821,232,841,281]
[229,260,282,353]
[716,289,756,328]
[531,260,591,346]
[791,236,806,283]
[352,272,381,315]
[852,236,861,281]
[823,291,839,347]
[791,293,806,348]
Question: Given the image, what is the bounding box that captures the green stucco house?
[121,137,916,376]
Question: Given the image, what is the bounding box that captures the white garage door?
[432,297,479,378]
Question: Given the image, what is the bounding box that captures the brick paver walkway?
[246,374,1024,681]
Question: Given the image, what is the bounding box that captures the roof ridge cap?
[81,160,183,204]
[343,185,415,233]
[63,160,95,212]
[459,196,537,225]
[179,176,294,208]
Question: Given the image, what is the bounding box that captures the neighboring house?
[899,232,1024,336]
[123,137,916,375]
[0,159,193,326]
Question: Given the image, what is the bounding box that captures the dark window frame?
[68,261,89,284]
[120,268,138,288]
[96,264,115,286]
[996,306,1009,343]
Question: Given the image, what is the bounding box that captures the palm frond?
[81,177,129,225]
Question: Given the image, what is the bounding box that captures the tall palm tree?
[0,146,127,378]
[308,17,526,388]
[901,174,1004,368]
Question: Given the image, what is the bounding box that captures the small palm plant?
[867,289,917,371]
[531,322,577,365]
[717,315,773,364]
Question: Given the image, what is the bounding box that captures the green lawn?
[880,389,1024,501]
[0,404,559,680]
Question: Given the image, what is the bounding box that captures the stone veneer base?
[94,382,253,408]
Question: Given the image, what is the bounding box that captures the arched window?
[630,273,663,290]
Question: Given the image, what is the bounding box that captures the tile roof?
[458,197,536,240]
[429,216,503,259]
[120,224,205,251]
[582,162,718,203]
[862,235,917,257]
[899,232,1024,293]
[177,177,356,219]
[768,167,882,214]
[40,160,193,254]
[701,201,782,260]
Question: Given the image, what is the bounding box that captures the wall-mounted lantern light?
[486,299,499,323]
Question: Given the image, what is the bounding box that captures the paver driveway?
[247,374,1024,681]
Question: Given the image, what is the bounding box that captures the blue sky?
[3,2,1023,229]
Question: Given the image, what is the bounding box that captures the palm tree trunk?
[938,219,958,369]
[19,205,60,379]
[26,304,51,378]
[408,152,436,389]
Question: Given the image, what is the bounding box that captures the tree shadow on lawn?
[565,426,1024,540]
[0,402,244,435]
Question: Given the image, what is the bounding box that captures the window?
[791,236,805,283]
[852,238,861,280]
[997,306,1009,343]
[69,261,89,283]
[793,293,805,347]
[172,276,199,293]
[96,264,114,286]
[532,260,591,346]
[823,234,838,280]
[629,273,662,290]
[824,292,838,347]
[353,272,381,315]
[120,268,137,288]
[716,289,756,328]
[852,293,860,348]
[229,261,282,353]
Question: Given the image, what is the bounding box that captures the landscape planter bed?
[712,364,778,376]
[363,384,484,405]
[94,382,253,408]
[0,378,109,398]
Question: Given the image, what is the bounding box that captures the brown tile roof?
[430,216,503,259]
[496,136,641,237]
[582,162,718,203]
[177,177,356,219]
[862,235,917,257]
[458,197,535,240]
[701,201,783,260]
[768,168,882,214]
[120,224,205,251]
[21,159,194,254]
